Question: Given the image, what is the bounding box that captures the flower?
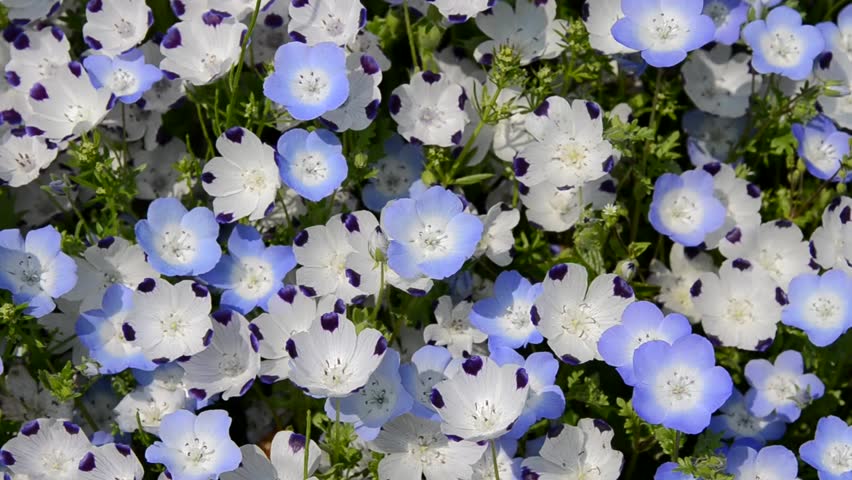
[78,442,145,480]
[655,462,695,479]
[682,44,755,118]
[818,4,852,59]
[428,0,494,23]
[718,220,814,289]
[632,334,733,434]
[170,0,257,20]
[430,355,529,441]
[792,114,851,181]
[520,176,618,233]
[263,42,349,121]
[611,0,716,67]
[782,269,852,346]
[361,135,424,211]
[649,169,727,247]
[799,415,852,480]
[744,350,824,422]
[810,197,852,273]
[700,161,763,248]
[83,0,152,56]
[725,445,799,480]
[276,128,348,202]
[288,0,366,46]
[381,185,483,280]
[389,71,469,147]
[0,128,57,187]
[83,49,162,104]
[474,0,567,66]
[286,313,386,398]
[221,431,321,480]
[145,409,241,480]
[582,0,638,55]
[134,198,221,276]
[0,225,77,318]
[5,25,71,93]
[114,384,190,435]
[709,389,786,445]
[4,0,63,24]
[320,53,382,132]
[475,203,520,267]
[703,0,749,44]
[815,50,852,131]
[159,14,246,86]
[399,345,453,419]
[648,244,717,320]
[0,419,92,480]
[598,301,692,386]
[742,6,824,80]
[470,270,543,350]
[521,419,624,479]
[534,263,635,365]
[423,296,485,356]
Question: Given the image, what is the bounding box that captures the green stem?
[672,430,681,462]
[490,440,501,480]
[402,0,420,71]
[224,0,263,129]
[370,262,386,323]
[304,409,312,480]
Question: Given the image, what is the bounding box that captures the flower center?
[824,443,852,475]
[417,106,444,127]
[704,1,731,27]
[14,152,36,171]
[241,168,269,193]
[114,19,136,38]
[293,70,330,103]
[470,399,502,431]
[764,30,801,66]
[725,298,755,325]
[159,227,196,264]
[417,371,446,406]
[658,367,700,410]
[219,354,245,377]
[416,224,448,254]
[765,373,799,405]
[357,377,397,416]
[648,12,686,44]
[42,451,74,474]
[322,357,349,386]
[321,14,345,37]
[662,191,702,234]
[8,253,42,288]
[236,259,274,296]
[160,312,187,337]
[502,304,532,331]
[560,302,596,338]
[64,103,87,123]
[557,140,589,170]
[109,68,138,95]
[182,437,215,465]
[293,153,329,185]
[808,295,844,327]
[805,137,841,171]
[201,53,222,76]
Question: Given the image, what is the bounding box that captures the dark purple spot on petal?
[581,1,590,20]
[725,227,742,244]
[5,71,20,87]
[321,312,339,331]
[775,219,793,228]
[86,0,102,11]
[829,197,842,211]
[534,100,549,116]
[278,285,297,303]
[458,90,467,110]
[602,156,614,173]
[819,51,833,70]
[202,10,229,26]
[137,278,156,292]
[599,179,617,193]
[264,13,285,27]
[201,171,216,183]
[97,236,115,248]
[216,212,234,223]
[189,388,206,400]
[12,33,29,50]
[732,258,751,271]
[513,156,529,177]
[593,419,612,432]
[299,285,317,297]
[213,310,232,325]
[585,101,600,120]
[191,283,209,297]
[239,378,254,396]
[291,0,309,6]
[294,230,309,246]
[345,268,361,287]
[29,83,48,101]
[248,322,263,341]
[171,0,186,16]
[285,338,298,358]
[407,288,426,296]
[530,305,540,325]
[841,206,851,224]
[225,126,244,143]
[447,14,468,23]
[342,212,360,232]
[202,329,214,346]
[560,354,580,365]
[360,55,380,75]
[21,420,39,436]
[85,35,103,50]
[451,130,462,145]
[63,422,80,434]
[515,368,528,389]
[430,388,445,408]
[288,433,306,452]
[775,287,789,306]
[152,357,170,365]
[613,277,633,298]
[0,450,14,466]
[747,183,761,198]
[702,162,721,176]
[121,323,136,341]
[421,71,441,84]
[260,375,278,383]
[78,452,96,472]
[115,444,131,456]
[365,99,380,119]
[374,336,387,355]
[462,356,484,375]
[289,31,306,43]
[334,299,346,313]
[480,53,493,66]
[690,279,702,297]
[548,263,568,281]
[161,28,182,49]
[755,338,773,352]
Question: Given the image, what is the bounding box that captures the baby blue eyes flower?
[381,185,483,280]
[361,135,424,211]
[703,0,749,45]
[782,269,852,347]
[276,128,348,202]
[134,197,222,276]
[744,349,824,422]
[742,6,825,81]
[82,48,163,104]
[726,445,799,480]
[818,4,852,58]
[792,115,851,182]
[0,225,77,318]
[799,415,852,480]
[263,41,350,121]
[470,270,543,350]
[655,461,696,479]
[611,0,716,67]
[632,334,733,434]
[649,169,726,247]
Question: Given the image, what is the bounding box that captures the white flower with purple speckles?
[682,44,755,118]
[522,419,623,480]
[170,0,257,21]
[810,196,852,273]
[475,203,520,267]
[648,244,717,321]
[247,0,290,65]
[697,161,763,248]
[534,263,635,365]
[424,296,486,357]
[133,137,191,200]
[288,0,366,46]
[520,176,618,233]
[581,0,637,55]
[83,0,153,57]
[114,384,191,435]
[399,345,452,419]
[78,443,144,480]
[4,25,71,92]
[221,431,321,480]
[4,0,63,24]
[815,50,852,131]
[389,71,470,147]
[0,364,74,422]
[0,419,91,480]
[430,0,494,24]
[745,350,824,422]
[0,128,57,187]
[159,13,246,86]
[320,53,382,132]
[474,0,567,66]
[683,109,747,160]
[347,31,391,71]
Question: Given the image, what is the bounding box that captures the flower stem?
[370,262,386,323]
[490,439,501,480]
[672,430,681,462]
[304,408,312,480]
[403,0,420,71]
[224,0,263,131]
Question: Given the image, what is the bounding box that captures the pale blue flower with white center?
[725,445,798,480]
[709,389,786,445]
[782,269,852,347]
[742,6,825,81]
[201,225,296,314]
[0,225,77,318]
[611,0,716,67]
[470,270,543,350]
[361,135,424,211]
[598,301,692,386]
[276,128,348,202]
[703,0,749,45]
[399,345,453,419]
[263,41,349,121]
[800,415,852,480]
[145,409,241,480]
[649,169,727,246]
[792,114,851,182]
[490,347,565,440]
[83,48,162,104]
[134,197,221,276]
[381,185,483,280]
[632,334,733,434]
[744,350,824,422]
[76,283,157,374]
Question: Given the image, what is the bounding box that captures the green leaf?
[452,173,495,186]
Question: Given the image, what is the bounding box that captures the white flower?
[347,31,391,71]
[133,138,191,200]
[100,102,162,144]
[139,41,187,112]
[810,196,852,273]
[247,0,289,65]
[492,92,533,162]
[389,71,469,147]
[5,25,71,92]
[682,44,756,118]
[522,419,624,480]
[682,110,747,160]
[815,51,852,130]
[257,186,307,232]
[474,0,566,65]
[114,385,190,435]
[701,161,762,248]
[320,53,382,132]
[4,0,63,24]
[429,0,493,23]
[534,263,635,364]
[470,444,521,480]
[221,432,321,480]
[521,176,617,233]
[171,0,257,21]
[0,363,73,422]
[159,15,246,86]
[424,296,487,357]
[288,0,365,46]
[475,203,520,266]
[0,129,57,187]
[83,0,152,57]
[78,443,144,480]
[648,244,717,321]
[581,0,637,55]
[0,419,92,480]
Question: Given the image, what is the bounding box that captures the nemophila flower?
[4,0,63,24]
[492,90,532,163]
[27,62,113,141]
[114,383,191,435]
[399,345,452,419]
[0,225,77,318]
[0,364,74,422]
[83,0,152,56]
[348,30,392,70]
[470,270,543,350]
[423,296,484,356]
[783,270,852,346]
[170,0,257,20]
[5,25,71,92]
[656,462,695,480]
[83,49,162,104]
[611,0,716,67]
[133,138,191,200]
[719,220,814,289]
[145,409,241,480]
[582,0,637,55]
[0,128,57,187]
[389,71,469,147]
[264,42,349,121]
[0,419,92,480]
[159,15,246,86]
[124,278,213,363]
[382,185,483,280]
[703,0,749,44]
[361,135,424,211]
[287,313,386,398]
[632,334,733,434]
[534,263,635,365]
[276,128,347,202]
[598,301,692,386]
[726,445,799,480]
[649,244,716,321]
[516,97,613,189]
[649,168,726,247]
[744,350,824,422]
[818,4,852,58]
[475,203,520,267]
[430,355,529,441]
[682,44,755,118]
[221,432,321,480]
[77,443,144,480]
[429,0,493,23]
[710,388,786,445]
[181,310,260,401]
[134,198,220,276]
[810,197,852,273]
[474,0,567,66]
[369,414,487,480]
[521,176,618,233]
[521,419,624,480]
[327,348,414,440]
[742,6,824,80]
[288,0,365,45]
[815,53,852,132]
[683,109,748,160]
[320,53,382,132]
[792,114,851,181]
[700,161,763,248]
[470,443,521,480]
[800,415,852,480]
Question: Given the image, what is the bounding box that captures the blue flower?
[361,135,424,211]
[470,270,543,350]
[792,115,851,182]
[276,128,348,202]
[649,169,726,246]
[611,0,716,67]
[782,269,852,347]
[598,301,692,386]
[0,225,77,318]
[399,345,453,419]
[263,41,350,121]
[381,186,483,280]
[703,0,749,45]
[82,48,163,104]
[201,224,296,314]
[744,350,824,422]
[817,4,852,57]
[726,445,799,480]
[135,198,221,276]
[800,415,852,480]
[709,389,787,445]
[742,6,825,80]
[632,334,733,434]
[655,462,695,480]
